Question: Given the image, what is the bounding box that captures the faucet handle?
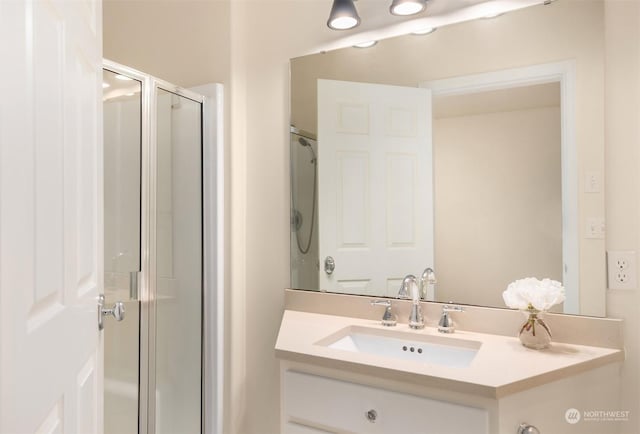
[438,304,464,333]
[370,299,397,327]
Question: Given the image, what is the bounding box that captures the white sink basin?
[316,325,481,368]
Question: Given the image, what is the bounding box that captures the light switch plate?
[585,218,605,239]
[585,171,601,193]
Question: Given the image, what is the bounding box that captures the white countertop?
[275,310,624,398]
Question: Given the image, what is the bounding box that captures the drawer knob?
[365,409,377,423]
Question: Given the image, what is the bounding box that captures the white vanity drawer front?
[283,370,489,434]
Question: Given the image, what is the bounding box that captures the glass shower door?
[154,88,203,434]
[103,68,142,434]
[103,63,208,434]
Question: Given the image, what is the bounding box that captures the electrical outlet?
[616,271,630,284]
[616,257,628,270]
[607,251,637,290]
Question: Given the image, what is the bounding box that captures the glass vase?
[519,307,552,349]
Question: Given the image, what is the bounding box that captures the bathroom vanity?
[275,291,624,434]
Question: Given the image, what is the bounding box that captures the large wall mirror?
[289,0,606,317]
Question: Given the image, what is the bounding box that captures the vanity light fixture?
[327,0,361,30]
[390,0,427,16]
[353,40,378,48]
[102,82,110,88]
[327,0,427,30]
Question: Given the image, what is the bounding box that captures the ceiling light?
[115,74,133,81]
[412,27,436,35]
[102,83,110,88]
[327,0,360,30]
[390,0,427,16]
[353,40,377,48]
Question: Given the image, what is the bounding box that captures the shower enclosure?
[102,61,223,434]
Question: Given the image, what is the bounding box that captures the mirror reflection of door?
[317,79,434,297]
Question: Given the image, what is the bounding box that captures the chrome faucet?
[419,267,437,300]
[370,300,397,327]
[397,274,415,299]
[398,274,424,329]
[438,304,464,333]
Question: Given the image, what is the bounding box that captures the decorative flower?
[502,277,565,311]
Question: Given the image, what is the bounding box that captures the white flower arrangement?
[502,277,566,312]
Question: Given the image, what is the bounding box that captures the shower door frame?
[103,59,224,434]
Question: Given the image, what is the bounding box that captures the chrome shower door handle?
[129,271,139,300]
[324,256,335,275]
[98,294,126,330]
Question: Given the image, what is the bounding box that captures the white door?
[0,0,103,433]
[318,79,433,297]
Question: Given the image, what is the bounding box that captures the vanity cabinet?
[283,370,489,434]
[280,359,622,434]
[276,309,624,434]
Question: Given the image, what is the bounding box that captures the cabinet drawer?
[283,370,489,434]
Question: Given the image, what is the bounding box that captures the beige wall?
[103,1,640,433]
[103,0,230,88]
[434,105,562,308]
[604,0,640,431]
